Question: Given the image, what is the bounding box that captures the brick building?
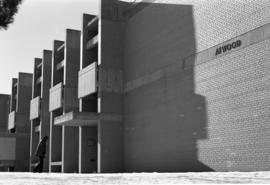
[53,0,270,172]
[3,0,270,173]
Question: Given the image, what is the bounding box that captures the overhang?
[54,111,122,126]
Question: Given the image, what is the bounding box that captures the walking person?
[33,136,48,173]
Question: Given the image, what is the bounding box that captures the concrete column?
[29,121,39,171]
[40,50,52,172]
[97,0,125,172]
[78,126,82,173]
[98,121,122,173]
[80,126,97,173]
[62,126,78,173]
[49,111,62,172]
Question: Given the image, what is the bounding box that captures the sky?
[0,0,99,94]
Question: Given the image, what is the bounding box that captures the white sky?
[0,0,99,94]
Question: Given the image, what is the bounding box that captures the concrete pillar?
[49,111,62,172]
[29,121,39,171]
[79,126,97,173]
[62,126,78,173]
[97,121,122,173]
[97,0,125,173]
[40,50,52,172]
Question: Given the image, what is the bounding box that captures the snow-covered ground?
[0,171,270,184]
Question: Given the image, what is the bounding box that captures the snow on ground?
[0,171,270,185]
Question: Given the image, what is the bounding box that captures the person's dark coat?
[35,140,47,158]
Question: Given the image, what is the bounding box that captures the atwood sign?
[215,40,242,56]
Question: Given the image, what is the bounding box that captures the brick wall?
[123,0,270,172]
[196,38,270,171]
[153,0,270,52]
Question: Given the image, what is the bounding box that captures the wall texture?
[195,31,270,171]
[122,0,270,172]
[0,95,9,132]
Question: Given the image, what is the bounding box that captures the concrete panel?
[8,111,15,130]
[0,94,10,132]
[78,62,97,98]
[49,82,62,112]
[54,111,121,126]
[80,126,97,173]
[99,67,123,93]
[41,50,52,100]
[64,29,81,88]
[123,3,209,172]
[0,137,16,160]
[124,3,195,81]
[100,20,124,69]
[17,73,32,115]
[40,50,52,172]
[15,134,30,171]
[50,112,62,164]
[98,121,123,173]
[62,126,78,173]
[15,113,31,133]
[29,96,40,120]
[98,1,124,173]
[64,87,79,113]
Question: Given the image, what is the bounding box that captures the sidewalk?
[0,171,269,184]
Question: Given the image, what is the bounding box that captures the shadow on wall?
[123,1,213,172]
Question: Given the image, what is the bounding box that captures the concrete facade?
[8,73,32,171]
[53,0,270,172]
[29,50,52,172]
[2,0,270,173]
[119,0,270,172]
[0,94,12,171]
[0,94,9,132]
[49,29,81,173]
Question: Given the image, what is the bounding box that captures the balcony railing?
[86,35,98,50]
[8,111,15,130]
[78,62,97,98]
[30,96,40,120]
[49,82,63,112]
[86,16,98,31]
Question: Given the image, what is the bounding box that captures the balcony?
[78,62,97,98]
[49,82,63,112]
[86,16,98,32]
[30,96,40,120]
[8,111,15,130]
[56,60,65,71]
[54,111,122,126]
[86,35,98,50]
